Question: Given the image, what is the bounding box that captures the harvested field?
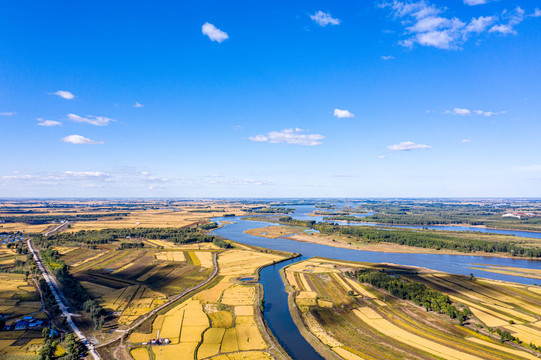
[129,246,289,359]
[284,258,541,360]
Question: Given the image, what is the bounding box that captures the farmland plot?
[284,258,541,360]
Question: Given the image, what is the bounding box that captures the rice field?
[0,273,46,358]
[284,258,541,360]
[56,244,215,331]
[128,247,288,359]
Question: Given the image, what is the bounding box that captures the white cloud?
[202,22,228,43]
[446,108,471,115]
[461,139,471,143]
[387,141,432,151]
[37,118,61,127]
[464,0,488,6]
[333,108,355,118]
[53,90,75,100]
[380,1,528,49]
[375,155,387,159]
[61,135,103,144]
[489,7,524,35]
[0,112,15,116]
[473,110,505,117]
[381,55,395,60]
[310,11,340,26]
[530,9,541,18]
[67,113,114,126]
[249,128,325,146]
[465,16,496,33]
[134,102,144,108]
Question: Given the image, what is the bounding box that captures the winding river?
[212,206,541,360]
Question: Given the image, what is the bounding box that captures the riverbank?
[282,257,541,360]
[244,225,541,260]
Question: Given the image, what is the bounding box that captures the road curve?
[27,239,101,360]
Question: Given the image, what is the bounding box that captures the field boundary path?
[27,239,102,360]
[97,252,220,350]
[44,221,70,237]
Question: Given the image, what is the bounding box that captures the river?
[212,207,541,360]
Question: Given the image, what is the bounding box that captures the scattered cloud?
[375,155,387,159]
[381,55,395,60]
[0,112,15,116]
[53,90,75,100]
[134,102,144,108]
[446,108,471,115]
[310,11,340,26]
[387,141,432,151]
[379,1,528,49]
[529,9,541,18]
[333,108,355,118]
[473,110,506,117]
[37,118,61,127]
[446,108,505,116]
[464,0,488,6]
[202,22,228,43]
[67,113,114,126]
[61,135,103,145]
[461,139,471,143]
[489,7,524,35]
[249,128,325,146]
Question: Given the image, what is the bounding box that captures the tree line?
[348,269,471,324]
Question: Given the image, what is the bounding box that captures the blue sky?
[1,0,540,197]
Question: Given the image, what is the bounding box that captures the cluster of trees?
[350,269,471,324]
[315,223,541,258]
[83,299,105,330]
[0,213,128,225]
[213,238,232,249]
[245,207,294,214]
[39,278,61,317]
[38,328,58,360]
[40,247,105,328]
[119,242,144,249]
[199,222,218,230]
[358,201,541,231]
[36,227,216,245]
[278,216,316,228]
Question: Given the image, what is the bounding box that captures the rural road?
[44,222,69,237]
[27,239,102,360]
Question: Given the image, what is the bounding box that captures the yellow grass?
[303,311,342,347]
[194,277,234,303]
[333,346,365,360]
[208,311,233,328]
[194,251,214,268]
[155,251,186,262]
[234,305,254,316]
[295,291,317,307]
[286,272,299,290]
[153,342,198,360]
[344,277,376,298]
[188,252,201,266]
[0,340,15,351]
[466,337,540,360]
[198,343,221,358]
[503,324,541,347]
[221,285,256,306]
[220,328,239,353]
[130,347,150,360]
[354,307,484,360]
[218,250,282,276]
[211,352,274,360]
[236,321,267,350]
[245,225,296,239]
